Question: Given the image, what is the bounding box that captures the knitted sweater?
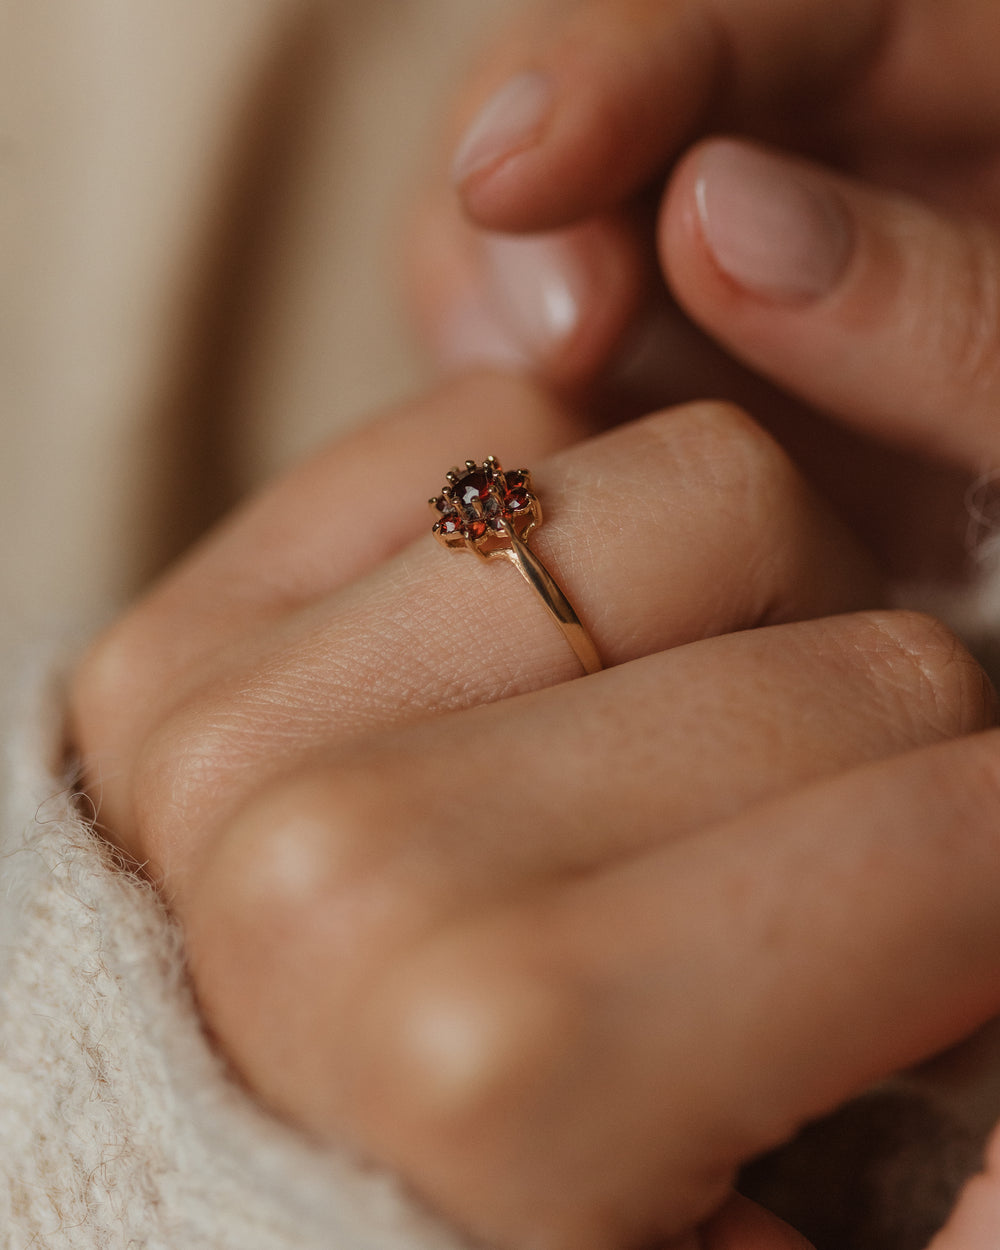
[0,653,467,1250]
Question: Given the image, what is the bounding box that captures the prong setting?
[429,457,541,557]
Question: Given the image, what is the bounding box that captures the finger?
[90,401,879,875]
[180,610,994,1135]
[451,0,1000,233]
[71,372,580,778]
[928,1128,1000,1250]
[181,607,994,937]
[324,729,1000,1250]
[450,0,891,231]
[702,1195,816,1250]
[404,170,778,410]
[403,182,647,387]
[661,137,1000,470]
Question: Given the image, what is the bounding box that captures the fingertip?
[660,135,1000,471]
[408,194,648,388]
[451,2,718,235]
[704,1194,816,1250]
[660,139,854,309]
[478,216,648,388]
[450,69,557,190]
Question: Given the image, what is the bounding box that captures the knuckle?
[188,764,421,979]
[181,769,429,1137]
[130,705,238,871]
[354,925,580,1156]
[639,402,809,595]
[129,667,331,877]
[208,782,347,927]
[644,400,795,503]
[853,610,996,738]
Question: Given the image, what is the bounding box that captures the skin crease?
[73,387,881,885]
[70,1,1000,1247]
[73,369,1000,1250]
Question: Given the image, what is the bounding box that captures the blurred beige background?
[1,0,516,656]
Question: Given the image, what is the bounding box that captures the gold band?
[430,457,603,676]
[500,529,603,674]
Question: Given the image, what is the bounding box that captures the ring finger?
[73,390,879,877]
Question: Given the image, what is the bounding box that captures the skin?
[71,1,1000,1246]
[407,0,1000,1241]
[74,378,877,885]
[72,370,1000,1250]
[413,0,1000,577]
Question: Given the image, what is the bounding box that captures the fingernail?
[695,141,853,302]
[452,71,555,185]
[483,231,588,358]
[433,292,532,374]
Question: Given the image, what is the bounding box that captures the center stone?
[453,471,492,508]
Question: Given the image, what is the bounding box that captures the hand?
[71,371,1000,1250]
[411,0,1000,581]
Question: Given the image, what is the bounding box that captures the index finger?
[451,0,1000,232]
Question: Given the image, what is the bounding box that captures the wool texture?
[0,651,468,1250]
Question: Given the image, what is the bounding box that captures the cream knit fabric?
[0,654,468,1250]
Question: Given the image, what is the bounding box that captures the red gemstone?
[438,514,462,536]
[506,471,527,489]
[452,471,492,508]
[506,488,531,512]
[463,519,487,540]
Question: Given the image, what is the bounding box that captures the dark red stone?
[452,471,492,508]
[435,464,535,544]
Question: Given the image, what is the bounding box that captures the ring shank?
[502,531,603,676]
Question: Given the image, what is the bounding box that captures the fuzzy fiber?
[0,653,468,1250]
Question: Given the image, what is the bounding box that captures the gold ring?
[430,457,602,676]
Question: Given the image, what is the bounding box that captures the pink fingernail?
[433,293,532,374]
[452,71,555,185]
[695,141,853,302]
[483,231,589,358]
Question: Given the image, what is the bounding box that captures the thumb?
[661,138,1000,471]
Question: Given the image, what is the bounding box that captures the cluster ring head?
[430,456,541,556]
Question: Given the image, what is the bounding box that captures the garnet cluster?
[430,457,539,552]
